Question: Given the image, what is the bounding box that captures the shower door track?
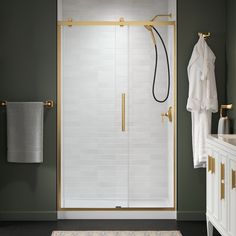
[57,19,177,212]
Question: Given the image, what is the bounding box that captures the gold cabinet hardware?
[208,156,212,172]
[161,106,172,122]
[221,163,225,200]
[122,93,125,132]
[211,157,215,174]
[232,169,236,190]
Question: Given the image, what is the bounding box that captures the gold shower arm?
[144,14,172,45]
[151,14,172,22]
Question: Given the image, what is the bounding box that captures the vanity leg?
[207,217,214,236]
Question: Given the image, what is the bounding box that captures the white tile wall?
[60,0,176,208]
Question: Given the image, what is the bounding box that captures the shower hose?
[152,26,171,103]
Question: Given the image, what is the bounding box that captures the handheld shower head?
[144,15,171,103]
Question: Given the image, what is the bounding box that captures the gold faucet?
[161,106,172,123]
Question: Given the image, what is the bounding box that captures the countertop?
[207,134,236,153]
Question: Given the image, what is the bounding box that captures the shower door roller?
[161,106,172,122]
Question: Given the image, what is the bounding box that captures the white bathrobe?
[187,35,218,168]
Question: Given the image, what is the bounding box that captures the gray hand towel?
[7,102,44,163]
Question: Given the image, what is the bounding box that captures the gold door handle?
[161,106,172,122]
[122,93,125,132]
[232,169,236,190]
[221,163,225,200]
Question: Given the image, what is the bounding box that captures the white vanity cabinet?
[206,135,236,236]
[229,160,236,236]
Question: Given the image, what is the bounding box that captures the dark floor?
[0,220,221,236]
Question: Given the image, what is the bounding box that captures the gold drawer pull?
[208,155,212,172]
[122,93,125,132]
[232,170,236,190]
[221,163,225,200]
[212,157,215,174]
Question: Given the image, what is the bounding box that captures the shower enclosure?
[58,0,176,213]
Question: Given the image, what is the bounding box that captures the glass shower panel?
[127,26,174,208]
[61,26,129,208]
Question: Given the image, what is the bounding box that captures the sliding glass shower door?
[61,26,129,208]
[60,24,175,209]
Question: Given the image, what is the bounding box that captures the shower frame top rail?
[58,19,175,27]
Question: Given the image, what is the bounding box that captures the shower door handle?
[122,93,126,131]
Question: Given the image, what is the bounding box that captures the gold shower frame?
[57,18,177,212]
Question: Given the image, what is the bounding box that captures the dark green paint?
[0,0,57,220]
[226,0,236,131]
[177,0,226,220]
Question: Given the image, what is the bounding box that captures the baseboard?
[177,211,206,221]
[0,211,57,221]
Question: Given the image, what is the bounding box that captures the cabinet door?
[207,147,214,215]
[218,152,228,231]
[212,150,220,220]
[228,159,236,236]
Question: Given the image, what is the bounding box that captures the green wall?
[177,0,226,220]
[0,0,57,220]
[226,0,236,130]
[0,0,227,221]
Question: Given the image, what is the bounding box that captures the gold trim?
[57,20,177,211]
[122,93,126,131]
[173,22,177,211]
[208,155,212,172]
[58,20,175,27]
[211,157,215,174]
[57,207,175,211]
[57,24,62,210]
[221,163,225,200]
[232,169,236,190]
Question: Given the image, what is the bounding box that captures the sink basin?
[210,134,236,147]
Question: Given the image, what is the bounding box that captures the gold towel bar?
[0,100,54,108]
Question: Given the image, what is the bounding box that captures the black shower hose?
[152,26,171,103]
